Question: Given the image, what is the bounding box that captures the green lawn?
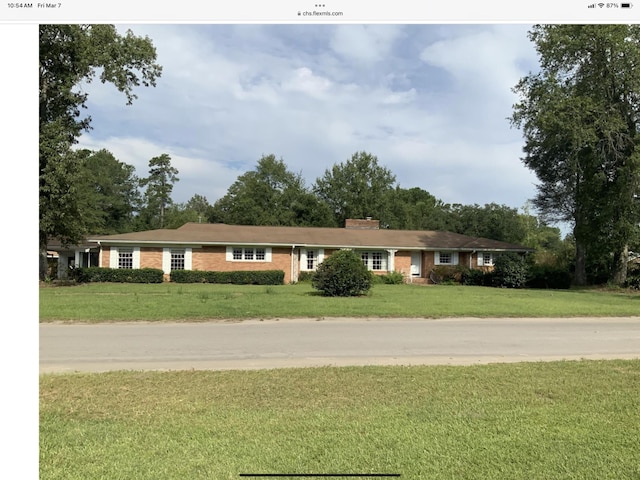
[39,282,640,322]
[40,360,640,480]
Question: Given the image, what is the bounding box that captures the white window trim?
[359,250,388,271]
[434,251,459,266]
[300,248,325,271]
[225,246,272,262]
[109,246,140,269]
[477,252,493,267]
[162,248,192,274]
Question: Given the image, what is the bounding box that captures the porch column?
[386,249,397,272]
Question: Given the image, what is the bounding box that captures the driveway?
[39,317,640,373]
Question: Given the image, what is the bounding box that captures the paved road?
[39,317,640,373]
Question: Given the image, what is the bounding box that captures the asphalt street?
[39,317,640,373]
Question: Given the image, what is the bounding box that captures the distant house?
[62,218,534,284]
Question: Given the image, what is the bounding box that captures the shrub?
[381,271,405,284]
[461,269,493,286]
[170,270,284,285]
[297,271,316,283]
[430,265,468,284]
[527,265,572,289]
[492,252,529,288]
[69,267,164,283]
[312,249,372,296]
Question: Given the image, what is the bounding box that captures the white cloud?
[330,24,404,63]
[76,24,544,222]
[282,67,333,98]
[76,135,241,204]
[419,25,536,95]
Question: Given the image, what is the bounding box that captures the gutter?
[291,245,296,284]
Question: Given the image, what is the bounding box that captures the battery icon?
[621,2,632,7]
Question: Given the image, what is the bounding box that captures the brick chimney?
[345,218,380,230]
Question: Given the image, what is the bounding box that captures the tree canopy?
[313,151,396,227]
[39,24,162,279]
[139,154,180,229]
[511,24,640,285]
[75,149,141,234]
[212,154,334,226]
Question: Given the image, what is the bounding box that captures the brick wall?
[394,251,412,277]
[100,247,110,268]
[140,247,163,270]
[423,251,436,276]
[192,246,292,283]
[101,245,293,283]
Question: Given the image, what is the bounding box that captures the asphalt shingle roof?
[88,223,533,252]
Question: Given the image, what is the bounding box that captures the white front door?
[410,252,422,277]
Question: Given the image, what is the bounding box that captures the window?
[435,251,459,266]
[170,249,185,270]
[360,251,387,271]
[372,252,383,270]
[477,252,494,267]
[307,250,316,270]
[110,247,140,269]
[301,248,323,271]
[439,252,452,265]
[118,248,133,269]
[162,248,192,274]
[226,247,271,262]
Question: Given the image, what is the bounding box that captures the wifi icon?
[598,2,605,6]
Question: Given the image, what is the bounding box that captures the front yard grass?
[40,360,640,480]
[39,282,640,322]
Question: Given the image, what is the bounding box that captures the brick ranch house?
[47,218,534,284]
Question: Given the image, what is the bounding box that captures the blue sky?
[77,24,546,220]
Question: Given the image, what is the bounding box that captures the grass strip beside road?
[39,283,640,322]
[40,360,640,480]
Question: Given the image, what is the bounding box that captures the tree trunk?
[611,244,629,285]
[574,241,587,286]
[39,243,48,281]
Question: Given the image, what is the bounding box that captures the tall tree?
[386,187,452,231]
[139,154,179,228]
[313,151,397,227]
[162,194,214,229]
[448,203,528,244]
[75,149,141,234]
[511,25,640,285]
[212,154,334,226]
[39,24,162,279]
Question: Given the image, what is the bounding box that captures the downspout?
[291,245,296,284]
[97,241,102,267]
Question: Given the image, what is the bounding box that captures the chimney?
[345,218,380,230]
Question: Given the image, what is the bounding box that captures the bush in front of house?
[526,265,572,289]
[369,271,405,285]
[492,252,530,288]
[297,271,316,283]
[69,267,164,283]
[170,269,284,285]
[381,271,405,284]
[312,249,372,296]
[430,265,469,284]
[461,268,494,286]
